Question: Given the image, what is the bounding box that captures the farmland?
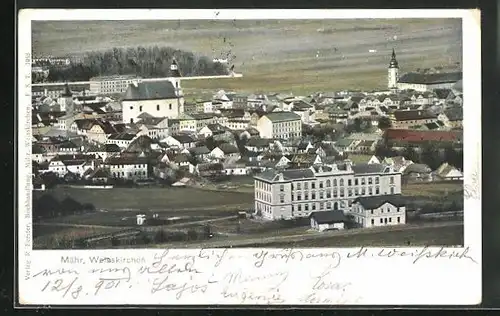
[32,19,462,93]
[33,186,254,213]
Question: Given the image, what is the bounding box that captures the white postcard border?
[17,9,481,306]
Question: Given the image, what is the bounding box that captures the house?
[57,140,79,154]
[367,155,384,165]
[198,123,231,139]
[70,118,118,144]
[210,143,240,160]
[196,100,214,113]
[245,138,274,152]
[84,143,122,161]
[224,120,249,131]
[48,155,95,178]
[434,163,463,181]
[382,156,414,173]
[168,119,180,135]
[32,144,48,163]
[106,133,138,149]
[289,153,322,168]
[256,112,302,139]
[402,163,433,183]
[88,168,111,184]
[351,195,406,228]
[121,78,184,124]
[444,107,463,129]
[353,140,377,154]
[104,156,150,180]
[135,115,170,140]
[188,146,211,161]
[160,134,197,149]
[309,210,348,232]
[390,110,438,129]
[223,162,249,176]
[334,139,360,154]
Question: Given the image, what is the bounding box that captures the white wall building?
[253,161,402,221]
[351,195,406,228]
[256,112,302,139]
[90,75,142,95]
[104,157,149,180]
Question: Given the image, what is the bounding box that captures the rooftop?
[354,194,406,209]
[123,81,178,101]
[309,210,347,224]
[263,112,301,123]
[398,72,462,85]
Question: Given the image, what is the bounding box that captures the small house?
[309,210,347,232]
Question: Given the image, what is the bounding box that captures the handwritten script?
[25,246,478,304]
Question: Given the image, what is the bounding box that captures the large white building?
[256,112,302,139]
[90,75,142,95]
[351,195,406,228]
[253,161,402,221]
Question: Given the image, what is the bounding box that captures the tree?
[401,146,420,163]
[420,142,442,171]
[61,197,83,215]
[353,118,363,133]
[378,116,392,130]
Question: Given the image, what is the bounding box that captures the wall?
[352,202,406,228]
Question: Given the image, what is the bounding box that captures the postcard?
[17,9,481,306]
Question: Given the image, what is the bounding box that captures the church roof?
[123,81,178,101]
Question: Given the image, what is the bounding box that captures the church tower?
[59,83,74,115]
[387,49,399,91]
[169,58,185,115]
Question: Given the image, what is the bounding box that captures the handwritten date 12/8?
[41,277,83,299]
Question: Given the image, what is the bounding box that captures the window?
[333,179,337,186]
[389,217,392,223]
[348,179,352,186]
[340,188,344,197]
[387,207,390,213]
[139,106,143,112]
[304,182,309,189]
[361,178,366,185]
[368,177,372,185]
[371,219,374,225]
[380,218,383,224]
[355,188,359,195]
[304,193,309,200]
[319,181,323,188]
[333,189,337,197]
[340,179,344,186]
[279,195,284,203]
[157,104,160,111]
[370,209,373,214]
[326,202,331,209]
[397,217,400,223]
[291,183,294,190]
[390,187,395,194]
[280,184,284,192]
[130,118,134,124]
[130,106,133,110]
[297,193,302,201]
[326,180,331,187]
[298,204,302,211]
[326,190,332,198]
[169,104,173,110]
[291,195,294,201]
[305,204,309,211]
[369,187,373,195]
[390,176,394,184]
[312,192,316,200]
[319,191,324,199]
[375,177,379,184]
[334,202,339,210]
[311,182,315,189]
[355,179,358,185]
[312,204,316,210]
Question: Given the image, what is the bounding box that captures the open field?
[33,186,254,213]
[33,19,462,93]
[33,224,123,249]
[402,181,463,198]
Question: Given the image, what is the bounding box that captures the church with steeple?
[387,49,399,91]
[121,59,185,123]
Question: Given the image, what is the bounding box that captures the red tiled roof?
[384,129,462,143]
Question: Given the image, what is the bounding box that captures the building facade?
[89,75,142,95]
[256,112,302,139]
[387,49,399,90]
[253,162,402,221]
[351,195,406,228]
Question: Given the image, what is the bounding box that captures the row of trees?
[33,194,96,220]
[375,142,463,171]
[35,46,229,83]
